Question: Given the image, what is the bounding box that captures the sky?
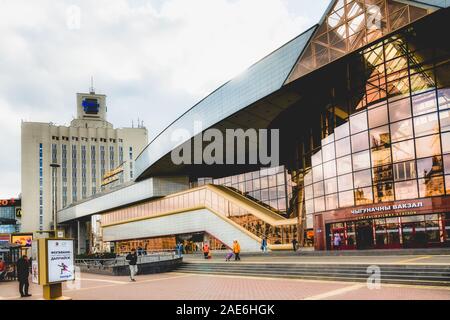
[0,0,331,198]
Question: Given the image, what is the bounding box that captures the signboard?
[0,198,19,207]
[351,201,424,215]
[11,234,33,246]
[31,240,39,284]
[47,239,75,283]
[15,208,22,218]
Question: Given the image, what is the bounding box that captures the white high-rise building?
[21,90,148,234]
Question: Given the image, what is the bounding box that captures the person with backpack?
[126,248,138,281]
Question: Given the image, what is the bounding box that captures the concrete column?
[77,220,88,254]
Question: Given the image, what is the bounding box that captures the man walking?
[261,237,268,253]
[126,248,138,282]
[17,255,31,297]
[292,238,298,252]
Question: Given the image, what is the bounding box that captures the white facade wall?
[21,93,148,234]
[102,209,261,252]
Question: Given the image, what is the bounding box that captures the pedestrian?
[126,248,138,282]
[0,257,6,280]
[202,242,210,259]
[292,238,298,251]
[17,255,31,297]
[334,233,341,250]
[261,237,268,253]
[233,240,241,261]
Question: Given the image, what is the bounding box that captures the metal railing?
[75,251,180,269]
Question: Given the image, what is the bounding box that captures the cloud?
[0,0,327,197]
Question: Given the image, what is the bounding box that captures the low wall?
[77,257,183,276]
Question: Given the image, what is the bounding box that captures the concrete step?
[176,262,450,286]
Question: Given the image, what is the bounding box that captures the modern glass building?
[0,198,21,235]
[58,0,450,253]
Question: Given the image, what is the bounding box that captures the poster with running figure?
[31,240,39,284]
[47,239,75,283]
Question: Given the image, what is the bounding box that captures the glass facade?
[0,206,19,233]
[300,23,450,224]
[327,213,450,249]
[287,0,432,82]
[305,87,449,216]
[195,166,294,216]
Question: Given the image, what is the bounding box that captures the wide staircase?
[176,260,450,286]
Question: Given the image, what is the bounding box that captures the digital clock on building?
[82,98,100,114]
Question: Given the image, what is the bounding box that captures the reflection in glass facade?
[302,27,450,223]
[194,166,295,217]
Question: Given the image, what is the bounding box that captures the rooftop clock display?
[82,98,100,114]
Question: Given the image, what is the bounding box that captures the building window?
[109,146,115,170]
[81,145,87,199]
[100,146,105,179]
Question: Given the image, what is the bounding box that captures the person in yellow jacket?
[232,240,241,261]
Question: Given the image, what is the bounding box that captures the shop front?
[314,197,450,250]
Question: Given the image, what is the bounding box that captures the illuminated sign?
[82,98,100,114]
[0,198,18,207]
[15,208,22,218]
[101,164,124,186]
[351,201,424,215]
[11,234,33,247]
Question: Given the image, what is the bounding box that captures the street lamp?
[50,163,60,237]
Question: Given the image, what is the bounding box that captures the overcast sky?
[0,0,331,198]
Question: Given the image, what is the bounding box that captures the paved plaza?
[1,270,449,300]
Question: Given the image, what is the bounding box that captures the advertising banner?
[47,239,75,283]
[31,240,39,284]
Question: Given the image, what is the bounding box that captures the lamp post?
[50,163,60,237]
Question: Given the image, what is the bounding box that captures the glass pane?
[438,88,450,110]
[323,160,337,179]
[370,125,390,148]
[352,150,371,170]
[337,155,352,175]
[314,197,325,212]
[335,122,350,139]
[418,176,445,197]
[439,110,450,132]
[414,112,439,137]
[354,169,372,188]
[325,194,338,210]
[392,139,415,162]
[390,119,413,142]
[339,191,354,207]
[368,105,389,128]
[304,171,313,186]
[351,131,369,152]
[415,134,441,158]
[305,199,314,214]
[313,181,325,197]
[322,143,336,162]
[371,148,391,166]
[412,91,437,116]
[313,165,324,182]
[373,182,394,202]
[442,132,450,154]
[393,160,416,181]
[373,165,393,183]
[354,186,373,205]
[389,97,411,122]
[350,111,368,134]
[444,154,450,174]
[338,173,353,191]
[395,180,418,200]
[311,151,323,167]
[324,177,338,194]
[335,137,351,157]
[446,175,450,195]
[417,156,443,178]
